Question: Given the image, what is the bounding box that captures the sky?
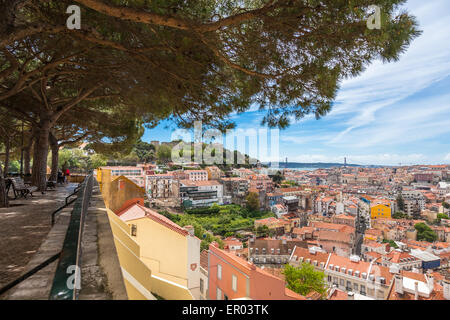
[142,0,450,166]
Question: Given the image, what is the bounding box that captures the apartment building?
[289,246,394,299]
[100,166,145,187]
[185,170,208,181]
[205,166,224,180]
[248,174,274,193]
[378,250,422,271]
[248,238,308,268]
[402,190,426,215]
[220,177,249,205]
[180,180,223,208]
[146,173,178,199]
[208,243,306,300]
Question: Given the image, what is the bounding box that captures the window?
[360,285,366,295]
[200,279,204,294]
[339,279,345,287]
[216,288,222,300]
[232,275,237,292]
[217,264,222,280]
[353,283,358,291]
[131,224,137,236]
[346,281,352,291]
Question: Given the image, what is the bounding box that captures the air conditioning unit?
[350,255,361,263]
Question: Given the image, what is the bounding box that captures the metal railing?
[49,172,94,300]
[50,181,82,226]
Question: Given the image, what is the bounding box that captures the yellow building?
[117,203,201,300]
[370,203,392,219]
[98,171,198,300]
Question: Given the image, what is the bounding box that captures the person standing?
[64,168,70,184]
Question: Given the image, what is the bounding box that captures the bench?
[47,180,57,189]
[10,177,38,199]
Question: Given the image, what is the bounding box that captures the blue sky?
[143,0,450,166]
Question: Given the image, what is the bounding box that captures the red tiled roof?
[119,203,189,236]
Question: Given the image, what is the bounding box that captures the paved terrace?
[0,180,127,300]
[0,184,76,294]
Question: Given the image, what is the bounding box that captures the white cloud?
[328,0,450,144]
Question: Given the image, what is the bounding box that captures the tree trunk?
[24,137,33,175]
[3,137,10,178]
[0,165,8,208]
[49,132,59,181]
[31,120,51,191]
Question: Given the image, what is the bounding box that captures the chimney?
[347,292,354,301]
[414,281,419,300]
[184,225,195,236]
[444,278,450,300]
[427,272,434,292]
[395,275,403,295]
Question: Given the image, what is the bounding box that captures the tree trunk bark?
[24,137,33,175]
[0,165,8,208]
[49,131,59,181]
[31,120,51,191]
[3,137,10,178]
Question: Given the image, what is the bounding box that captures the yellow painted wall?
[98,169,145,213]
[150,275,194,300]
[99,174,195,300]
[127,217,189,287]
[106,209,155,300]
[370,204,391,219]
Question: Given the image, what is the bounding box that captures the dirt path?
[0,184,76,288]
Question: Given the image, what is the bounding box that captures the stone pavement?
[0,183,77,292]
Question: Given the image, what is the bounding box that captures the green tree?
[272,171,285,185]
[246,192,260,213]
[0,0,421,190]
[382,239,399,249]
[256,225,270,237]
[133,140,156,163]
[393,211,407,219]
[157,145,172,163]
[396,194,405,212]
[282,263,327,298]
[437,213,448,220]
[442,202,450,210]
[414,223,437,242]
